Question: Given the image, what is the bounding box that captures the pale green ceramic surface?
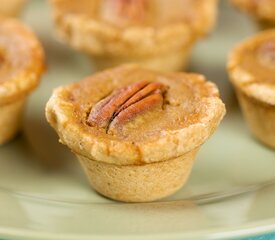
[0,1,275,240]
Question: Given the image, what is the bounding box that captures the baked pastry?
[231,0,275,29]
[0,0,26,17]
[228,30,275,148]
[46,65,225,202]
[0,18,45,145]
[50,0,218,71]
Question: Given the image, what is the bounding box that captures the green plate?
[0,1,275,239]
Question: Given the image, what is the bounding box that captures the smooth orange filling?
[239,38,275,84]
[258,39,275,68]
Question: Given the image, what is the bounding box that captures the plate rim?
[1,218,275,240]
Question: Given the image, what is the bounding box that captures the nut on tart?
[228,30,275,148]
[46,65,225,202]
[0,18,45,145]
[50,0,218,71]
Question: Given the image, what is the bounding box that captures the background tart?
[228,30,275,148]
[49,0,218,71]
[0,17,45,106]
[0,18,45,145]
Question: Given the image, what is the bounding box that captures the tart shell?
[46,65,225,202]
[77,148,197,202]
[228,30,275,148]
[0,18,45,144]
[236,90,275,148]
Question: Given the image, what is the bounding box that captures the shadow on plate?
[23,114,74,171]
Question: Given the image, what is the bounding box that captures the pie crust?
[50,0,218,71]
[228,30,275,148]
[0,18,45,145]
[46,65,225,202]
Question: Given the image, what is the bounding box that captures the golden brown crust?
[46,65,225,165]
[236,90,275,148]
[236,89,275,148]
[77,148,197,202]
[0,18,45,105]
[228,30,275,106]
[231,0,275,24]
[90,46,192,71]
[49,0,218,57]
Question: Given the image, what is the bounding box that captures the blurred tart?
[0,0,26,17]
[0,18,45,145]
[231,0,275,29]
[46,65,225,202]
[50,0,218,71]
[228,30,275,148]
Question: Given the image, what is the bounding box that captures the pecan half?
[87,80,165,132]
[102,0,147,25]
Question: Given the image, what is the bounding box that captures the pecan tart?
[231,0,275,29]
[0,0,26,17]
[228,30,275,148]
[0,18,45,145]
[50,0,218,71]
[46,65,225,202]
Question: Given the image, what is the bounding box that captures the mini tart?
[46,65,225,202]
[50,0,218,71]
[231,0,275,29]
[0,0,26,17]
[0,18,45,145]
[228,30,275,148]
